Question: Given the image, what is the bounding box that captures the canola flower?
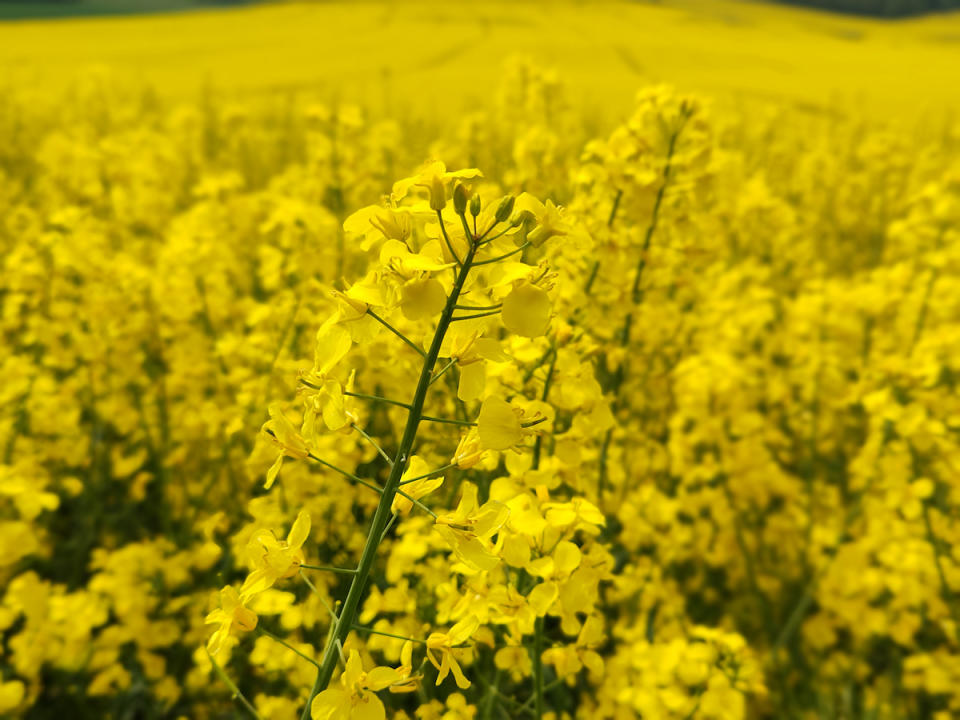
[0,27,959,720]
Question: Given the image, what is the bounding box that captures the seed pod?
[495,195,515,223]
[453,182,468,215]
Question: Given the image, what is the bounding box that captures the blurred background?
[1,0,959,19]
[1,0,960,18]
[1,0,958,126]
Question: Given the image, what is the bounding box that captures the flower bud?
[509,210,535,245]
[428,175,447,212]
[495,195,515,223]
[453,182,468,215]
[469,194,482,218]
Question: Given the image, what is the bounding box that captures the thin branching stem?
[476,217,502,242]
[598,114,689,499]
[458,211,476,246]
[400,462,456,485]
[474,241,530,266]
[207,649,263,720]
[343,390,412,410]
[532,340,557,469]
[532,616,545,719]
[367,309,427,358]
[421,415,477,427]
[437,210,464,266]
[305,452,436,518]
[379,512,399,544]
[300,564,357,575]
[451,309,501,322]
[352,423,394,466]
[478,224,517,246]
[258,627,321,668]
[302,228,482,717]
[923,501,960,645]
[455,302,503,311]
[429,358,458,386]
[299,571,339,622]
[351,625,428,645]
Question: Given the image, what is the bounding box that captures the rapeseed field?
[1,2,960,719]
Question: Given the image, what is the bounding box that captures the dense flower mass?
[1,13,959,720]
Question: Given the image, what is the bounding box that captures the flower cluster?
[1,44,959,720]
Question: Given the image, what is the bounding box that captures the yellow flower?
[261,404,311,489]
[514,193,569,247]
[389,641,421,694]
[434,482,509,572]
[476,396,525,451]
[302,372,359,438]
[313,316,354,377]
[241,511,311,596]
[343,205,413,250]
[699,673,745,720]
[526,540,582,616]
[311,649,405,720]
[426,615,479,689]
[0,680,25,714]
[542,614,605,679]
[452,429,486,469]
[390,161,482,211]
[501,282,552,338]
[392,456,444,516]
[494,645,533,681]
[401,277,447,320]
[205,586,258,655]
[445,331,510,402]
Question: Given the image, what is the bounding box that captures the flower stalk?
[301,224,482,718]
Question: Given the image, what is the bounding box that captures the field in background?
[0,0,958,123]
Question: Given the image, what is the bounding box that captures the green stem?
[299,570,339,622]
[597,427,613,501]
[521,677,564,711]
[379,512,399,544]
[451,309,502,322]
[367,309,427,358]
[351,625,427,644]
[429,358,458,386]
[584,189,623,296]
[207,649,263,720]
[923,501,960,645]
[258,627,320,668]
[608,187,623,228]
[630,115,687,306]
[400,462,456,486]
[480,670,502,720]
[421,415,476,427]
[342,390,412,409]
[437,210,463,266]
[532,616,545,719]
[306,452,436,518]
[352,423,394,466]
[478,223,516,245]
[523,346,556,384]
[474,241,530,266]
[598,116,687,499]
[301,231,481,719]
[532,341,557,470]
[455,303,503,311]
[300,564,357,575]
[480,671,534,717]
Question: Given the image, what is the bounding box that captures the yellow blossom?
[205,586,258,655]
[425,616,480,689]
